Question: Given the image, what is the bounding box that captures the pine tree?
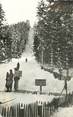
[34,0,73,69]
[0,4,13,61]
[0,4,6,61]
[9,21,30,58]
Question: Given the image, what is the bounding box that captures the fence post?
[34,103,36,117]
[10,106,13,117]
[7,107,9,117]
[33,103,35,117]
[1,107,4,117]
[19,103,24,117]
[38,103,42,117]
[30,103,34,117]
[43,102,46,117]
[26,104,28,117]
[17,103,20,117]
[2,107,6,117]
[36,102,38,117]
[49,103,52,115]
[28,104,30,117]
[34,102,38,117]
[24,104,25,117]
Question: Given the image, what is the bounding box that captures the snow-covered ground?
[0,53,61,105]
[53,106,73,117]
[0,27,73,112]
[0,52,73,94]
[0,52,72,106]
[0,92,55,106]
[0,53,64,93]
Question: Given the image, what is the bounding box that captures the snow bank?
[53,107,73,117]
[0,92,55,107]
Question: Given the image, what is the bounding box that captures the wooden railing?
[1,94,73,117]
[1,101,59,117]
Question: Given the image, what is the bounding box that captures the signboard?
[19,71,22,77]
[35,79,46,94]
[35,79,46,86]
[14,70,22,77]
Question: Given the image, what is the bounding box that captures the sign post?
[35,79,46,94]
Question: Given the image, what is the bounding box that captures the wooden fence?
[1,94,72,117]
[1,101,58,117]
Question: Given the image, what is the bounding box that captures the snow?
[0,28,72,117]
[0,53,59,106]
[0,28,65,95]
[0,92,55,106]
[0,27,73,114]
[0,53,64,93]
[0,52,65,107]
[0,28,59,106]
[53,107,73,117]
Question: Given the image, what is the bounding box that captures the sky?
[0,0,39,27]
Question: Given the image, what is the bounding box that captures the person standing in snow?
[14,67,20,91]
[5,72,10,92]
[17,62,20,70]
[25,58,28,62]
[9,69,14,91]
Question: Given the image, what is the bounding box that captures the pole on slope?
[59,86,65,99]
[64,79,67,101]
[65,56,69,102]
[40,85,42,94]
[41,48,44,66]
[50,39,54,72]
[41,39,45,69]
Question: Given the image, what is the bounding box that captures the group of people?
[5,62,20,92]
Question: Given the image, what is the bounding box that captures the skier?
[25,58,28,62]
[5,72,10,92]
[9,69,14,91]
[14,67,20,91]
[17,62,20,70]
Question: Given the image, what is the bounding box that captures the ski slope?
[0,52,70,105]
[0,27,73,106]
[0,52,73,94]
[0,53,64,93]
